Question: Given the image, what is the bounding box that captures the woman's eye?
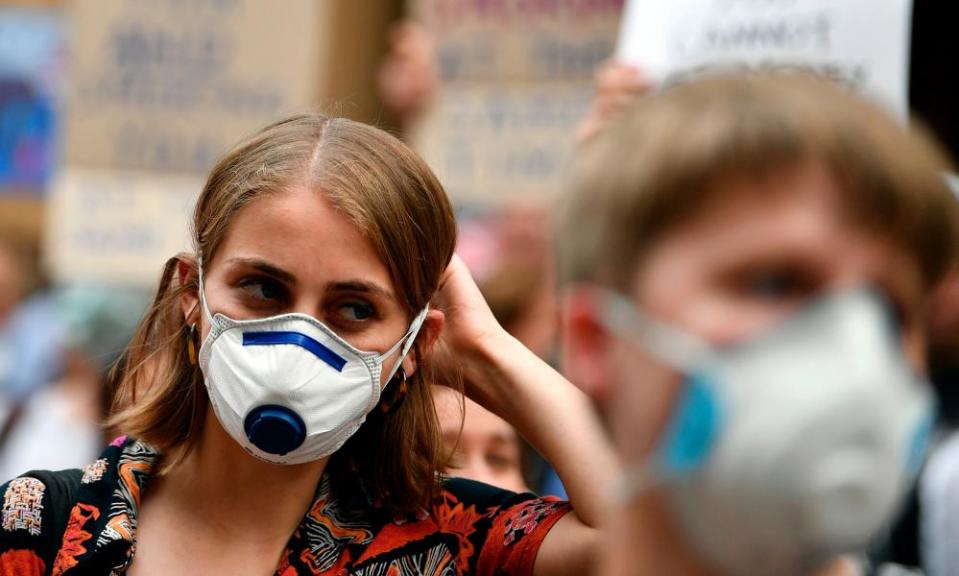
[337,302,375,322]
[239,277,287,303]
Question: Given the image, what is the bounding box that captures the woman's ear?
[177,257,201,326]
[402,309,445,378]
[559,287,615,403]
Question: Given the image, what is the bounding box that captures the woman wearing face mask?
[559,73,959,576]
[0,115,613,575]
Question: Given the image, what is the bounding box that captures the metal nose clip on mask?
[598,288,935,576]
[196,264,428,465]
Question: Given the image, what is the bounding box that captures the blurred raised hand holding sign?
[576,0,918,167]
[378,21,440,133]
[576,61,652,144]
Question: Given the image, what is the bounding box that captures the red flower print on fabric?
[0,549,45,576]
[503,500,566,546]
[51,503,100,576]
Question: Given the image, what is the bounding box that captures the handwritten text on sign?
[46,168,200,286]
[413,83,591,205]
[414,0,623,81]
[617,0,912,118]
[65,0,324,174]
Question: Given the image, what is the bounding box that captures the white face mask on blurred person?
[598,287,934,576]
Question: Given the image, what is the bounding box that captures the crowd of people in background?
[0,4,958,576]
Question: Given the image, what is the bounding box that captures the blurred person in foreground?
[558,72,958,576]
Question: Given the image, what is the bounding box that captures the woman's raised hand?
[434,254,505,357]
[434,257,615,576]
[432,254,517,414]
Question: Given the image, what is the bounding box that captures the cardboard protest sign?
[63,0,328,175]
[410,0,624,206]
[412,0,622,82]
[412,82,591,205]
[45,167,200,286]
[617,0,913,118]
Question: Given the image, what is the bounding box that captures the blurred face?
[433,387,528,493]
[182,186,430,388]
[569,162,928,464]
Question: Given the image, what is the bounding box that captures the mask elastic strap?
[944,171,959,201]
[597,289,716,372]
[197,257,216,326]
[379,305,430,383]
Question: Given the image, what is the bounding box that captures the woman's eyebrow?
[225,257,297,285]
[329,280,395,301]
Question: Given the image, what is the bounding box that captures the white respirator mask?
[196,264,428,465]
[599,288,934,576]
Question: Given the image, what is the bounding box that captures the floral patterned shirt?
[0,436,570,575]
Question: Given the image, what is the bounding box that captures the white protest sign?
[617,0,913,118]
[45,167,200,287]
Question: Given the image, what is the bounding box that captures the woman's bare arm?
[436,255,617,575]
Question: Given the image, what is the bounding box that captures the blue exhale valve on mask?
[244,405,307,456]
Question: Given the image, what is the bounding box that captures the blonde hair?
[109,114,457,514]
[559,72,959,291]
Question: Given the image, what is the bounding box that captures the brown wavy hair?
[559,72,959,291]
[108,114,458,514]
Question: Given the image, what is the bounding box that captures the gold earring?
[187,323,198,366]
[379,369,409,414]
